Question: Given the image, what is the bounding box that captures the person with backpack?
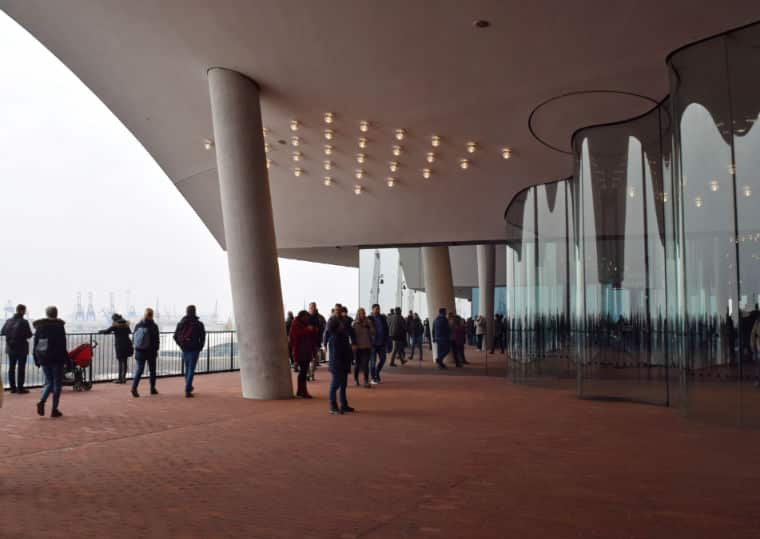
[1,304,33,394]
[174,305,206,398]
[99,313,133,384]
[131,308,160,397]
[33,306,68,418]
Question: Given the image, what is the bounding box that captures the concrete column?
[477,244,495,351]
[208,67,292,400]
[422,246,455,359]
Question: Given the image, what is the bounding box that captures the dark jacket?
[1,314,33,357]
[134,319,160,358]
[388,313,407,340]
[99,320,133,360]
[432,314,450,343]
[325,315,354,373]
[308,311,326,349]
[289,317,315,364]
[410,316,424,337]
[174,315,206,353]
[368,314,389,348]
[32,318,68,366]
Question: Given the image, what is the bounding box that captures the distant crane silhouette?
[85,292,96,321]
[75,292,85,321]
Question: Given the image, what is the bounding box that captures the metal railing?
[2,330,238,389]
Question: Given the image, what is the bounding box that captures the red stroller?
[64,342,96,392]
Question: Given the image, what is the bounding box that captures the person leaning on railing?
[131,308,160,398]
[98,313,133,384]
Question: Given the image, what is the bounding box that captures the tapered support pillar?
[422,246,456,360]
[208,67,292,399]
[477,244,496,351]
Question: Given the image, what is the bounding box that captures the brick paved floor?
[1,354,759,539]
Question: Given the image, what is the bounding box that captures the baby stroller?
[64,342,96,392]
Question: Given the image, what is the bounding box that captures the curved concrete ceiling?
[3,1,759,267]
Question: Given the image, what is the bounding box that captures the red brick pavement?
[1,356,759,538]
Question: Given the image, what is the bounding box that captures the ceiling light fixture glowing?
[466,141,477,153]
[744,185,753,198]
[291,136,300,147]
[323,160,333,171]
[324,129,334,141]
[394,129,406,141]
[293,167,302,177]
[628,186,636,198]
[266,158,272,169]
[431,135,441,147]
[392,145,402,157]
[386,177,396,187]
[356,153,366,164]
[501,147,512,159]
[203,139,214,151]
[292,151,302,162]
[354,184,363,195]
[459,158,470,170]
[355,169,364,180]
[389,161,399,173]
[359,120,369,132]
[324,144,333,156]
[426,152,435,164]
[662,192,669,203]
[290,120,300,132]
[709,180,719,192]
[264,143,272,153]
[262,127,270,136]
[324,112,334,124]
[422,168,432,179]
[323,176,333,186]
[695,196,703,208]
[358,137,368,149]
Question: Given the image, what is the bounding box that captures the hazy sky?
[0,10,357,322]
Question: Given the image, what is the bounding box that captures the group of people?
[0,303,206,418]
[467,314,509,353]
[286,302,473,414]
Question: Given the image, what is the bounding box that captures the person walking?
[408,312,424,361]
[99,313,133,384]
[424,318,432,350]
[368,304,389,384]
[326,303,355,414]
[475,315,486,350]
[289,310,316,398]
[352,308,374,388]
[433,308,451,370]
[131,308,160,397]
[174,305,206,398]
[307,302,326,381]
[388,307,407,367]
[1,304,33,394]
[33,306,67,418]
[449,313,466,368]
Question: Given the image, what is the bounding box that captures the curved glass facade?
[505,22,760,427]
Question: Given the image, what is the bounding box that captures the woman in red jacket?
[289,310,316,398]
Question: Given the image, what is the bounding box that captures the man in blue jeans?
[174,305,206,398]
[33,306,68,418]
[325,303,355,414]
[368,303,389,384]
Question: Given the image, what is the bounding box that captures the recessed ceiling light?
[266,158,272,169]
[459,158,470,170]
[359,120,369,132]
[324,129,334,141]
[290,120,300,132]
[292,151,302,162]
[354,184,363,195]
[431,135,441,147]
[422,168,432,179]
[291,136,300,147]
[323,160,333,171]
[355,169,364,180]
[386,177,396,187]
[293,167,302,177]
[466,141,477,153]
[426,152,435,163]
[744,185,753,198]
[262,127,270,136]
[264,143,272,153]
[323,176,333,186]
[501,147,512,159]
[392,145,402,157]
[356,153,366,164]
[389,161,399,173]
[473,19,491,28]
[203,139,214,150]
[709,180,719,192]
[324,112,334,124]
[695,196,703,208]
[324,144,333,156]
[394,129,406,141]
[358,137,368,149]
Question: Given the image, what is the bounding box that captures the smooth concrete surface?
[208,67,292,399]
[477,244,495,351]
[422,246,456,359]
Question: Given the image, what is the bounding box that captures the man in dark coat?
[174,305,206,398]
[33,306,68,417]
[99,313,133,384]
[307,302,327,381]
[407,312,424,361]
[368,303,389,384]
[432,308,451,370]
[1,304,33,393]
[388,307,407,367]
[326,303,355,415]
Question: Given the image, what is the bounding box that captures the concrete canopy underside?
[4,1,760,267]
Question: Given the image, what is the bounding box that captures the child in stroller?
[64,342,96,392]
